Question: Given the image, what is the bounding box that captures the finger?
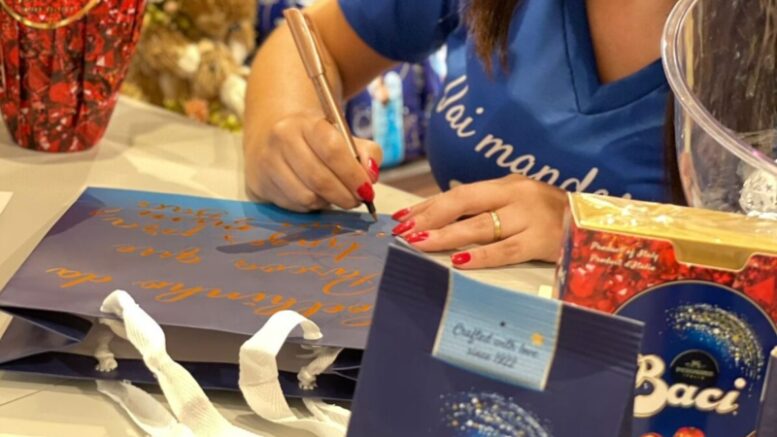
[392,183,510,236]
[281,128,362,210]
[450,231,547,270]
[247,175,294,211]
[391,196,435,222]
[303,119,375,204]
[249,145,329,211]
[270,116,358,209]
[266,175,327,213]
[268,162,329,212]
[355,138,382,183]
[404,208,528,252]
[392,175,530,223]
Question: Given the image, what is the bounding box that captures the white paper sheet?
[0,192,14,340]
[0,192,10,217]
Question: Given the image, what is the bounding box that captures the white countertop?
[0,98,555,436]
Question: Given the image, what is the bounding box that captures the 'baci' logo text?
[634,354,745,417]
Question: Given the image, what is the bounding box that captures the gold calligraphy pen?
[284,8,378,221]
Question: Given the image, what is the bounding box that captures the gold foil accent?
[569,193,777,271]
[0,0,101,30]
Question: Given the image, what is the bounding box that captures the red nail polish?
[368,158,380,183]
[452,252,472,266]
[392,208,411,221]
[357,182,375,202]
[392,220,415,236]
[405,231,429,244]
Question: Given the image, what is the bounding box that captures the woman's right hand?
[244,111,383,212]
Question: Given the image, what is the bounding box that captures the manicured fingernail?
[392,208,411,221]
[368,158,380,183]
[392,220,415,236]
[404,231,429,244]
[357,182,375,202]
[451,252,472,266]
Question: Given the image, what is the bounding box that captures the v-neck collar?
[562,0,666,114]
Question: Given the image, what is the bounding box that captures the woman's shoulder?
[338,0,461,63]
[339,0,461,25]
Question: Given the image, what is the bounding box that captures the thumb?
[355,138,383,183]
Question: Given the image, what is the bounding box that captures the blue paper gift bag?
[347,244,645,436]
[0,187,395,400]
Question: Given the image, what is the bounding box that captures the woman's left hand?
[391,174,569,269]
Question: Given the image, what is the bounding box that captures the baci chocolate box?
[557,194,777,437]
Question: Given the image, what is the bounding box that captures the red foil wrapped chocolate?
[0,0,146,152]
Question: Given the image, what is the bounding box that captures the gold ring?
[490,211,502,242]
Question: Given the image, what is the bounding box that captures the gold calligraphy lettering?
[128,277,367,326]
[251,295,298,316]
[233,259,377,297]
[114,245,203,265]
[45,267,113,289]
[152,283,205,303]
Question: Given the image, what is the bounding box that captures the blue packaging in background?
[256,1,444,167]
[347,62,443,167]
[347,244,645,437]
[256,0,315,45]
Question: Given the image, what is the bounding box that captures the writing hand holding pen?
[243,8,382,217]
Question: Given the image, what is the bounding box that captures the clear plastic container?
[662,0,777,216]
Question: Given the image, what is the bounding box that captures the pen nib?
[366,202,378,222]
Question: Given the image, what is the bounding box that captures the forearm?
[241,0,396,208]
[243,24,341,153]
[243,1,396,156]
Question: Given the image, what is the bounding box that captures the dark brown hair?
[465,0,522,74]
[663,93,686,204]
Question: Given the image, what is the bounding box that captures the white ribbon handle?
[95,290,349,437]
[239,311,348,436]
[96,380,196,437]
[98,290,263,437]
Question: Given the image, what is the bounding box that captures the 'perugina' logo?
[635,354,746,417]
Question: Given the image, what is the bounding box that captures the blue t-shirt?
[339,0,670,201]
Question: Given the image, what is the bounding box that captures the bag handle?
[96,380,196,437]
[98,290,262,437]
[96,290,348,437]
[238,310,348,435]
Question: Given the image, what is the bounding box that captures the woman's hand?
[391,175,569,269]
[242,0,394,213]
[244,111,383,212]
